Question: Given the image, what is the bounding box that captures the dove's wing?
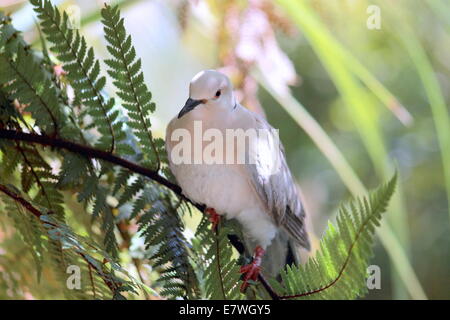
[242,111,310,250]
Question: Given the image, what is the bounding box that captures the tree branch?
[0,128,281,299]
[0,129,192,203]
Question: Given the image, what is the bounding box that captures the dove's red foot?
[205,207,220,231]
[239,246,265,292]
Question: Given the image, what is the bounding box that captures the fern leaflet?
[277,174,397,300]
[101,5,160,170]
[193,218,243,300]
[0,46,62,134]
[30,0,125,153]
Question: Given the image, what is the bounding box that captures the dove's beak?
[178,98,203,119]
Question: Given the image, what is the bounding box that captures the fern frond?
[58,152,92,188]
[0,12,28,54]
[101,5,160,170]
[84,183,119,259]
[17,143,65,218]
[277,174,397,300]
[193,218,243,300]
[138,194,196,298]
[0,187,46,281]
[0,184,139,299]
[118,176,145,206]
[41,214,137,299]
[0,46,62,134]
[30,0,125,153]
[0,138,66,226]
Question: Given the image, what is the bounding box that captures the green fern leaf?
[0,12,28,54]
[101,5,160,169]
[193,218,243,300]
[0,184,139,299]
[0,46,62,134]
[138,194,196,298]
[0,188,45,281]
[277,174,397,300]
[30,0,125,153]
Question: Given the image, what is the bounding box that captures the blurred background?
[1,0,449,299]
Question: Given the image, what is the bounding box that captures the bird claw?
[239,246,265,292]
[239,262,261,292]
[205,208,220,230]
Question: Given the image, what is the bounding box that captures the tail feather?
[282,206,311,251]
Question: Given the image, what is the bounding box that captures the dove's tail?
[286,238,302,266]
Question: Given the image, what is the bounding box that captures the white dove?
[165,70,310,290]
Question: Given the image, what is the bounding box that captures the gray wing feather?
[245,116,310,250]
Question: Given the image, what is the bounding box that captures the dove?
[165,70,310,291]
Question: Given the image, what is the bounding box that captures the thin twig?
[0,183,43,218]
[0,129,183,199]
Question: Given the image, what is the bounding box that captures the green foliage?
[0,185,138,299]
[138,192,197,298]
[193,218,242,300]
[101,5,161,170]
[277,174,397,299]
[1,185,46,281]
[0,2,395,300]
[0,46,62,134]
[30,0,126,153]
[0,13,27,53]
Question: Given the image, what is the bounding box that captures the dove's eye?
[215,90,221,98]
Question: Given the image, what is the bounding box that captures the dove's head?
[178,70,236,118]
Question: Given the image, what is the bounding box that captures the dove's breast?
[170,162,255,217]
[170,161,278,247]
